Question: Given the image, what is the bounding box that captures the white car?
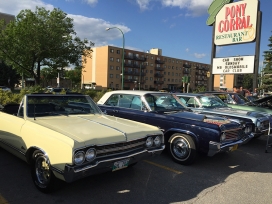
[0,86,11,91]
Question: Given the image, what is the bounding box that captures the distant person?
[233,86,238,93]
[239,86,246,97]
[252,88,258,97]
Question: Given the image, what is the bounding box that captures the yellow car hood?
[30,114,160,146]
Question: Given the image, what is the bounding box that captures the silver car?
[176,93,271,138]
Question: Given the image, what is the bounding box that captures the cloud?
[136,0,151,10]
[0,0,54,15]
[185,48,189,52]
[135,0,212,16]
[83,0,98,6]
[68,14,131,47]
[194,53,206,58]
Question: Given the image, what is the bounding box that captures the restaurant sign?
[212,55,255,74]
[214,0,258,46]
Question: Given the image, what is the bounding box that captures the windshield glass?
[228,93,250,104]
[143,93,186,111]
[198,95,228,108]
[26,95,101,117]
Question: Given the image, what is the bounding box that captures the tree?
[260,31,272,91]
[242,74,253,90]
[64,67,82,88]
[0,7,94,85]
[0,61,20,88]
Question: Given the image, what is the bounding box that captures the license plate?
[112,159,130,171]
[230,144,238,151]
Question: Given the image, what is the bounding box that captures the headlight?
[221,132,226,142]
[146,137,154,147]
[244,125,252,134]
[154,136,161,147]
[74,151,85,165]
[85,148,96,162]
[256,121,261,128]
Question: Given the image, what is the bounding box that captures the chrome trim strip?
[0,139,25,156]
[67,145,165,173]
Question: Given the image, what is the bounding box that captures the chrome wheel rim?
[172,138,190,160]
[35,156,51,185]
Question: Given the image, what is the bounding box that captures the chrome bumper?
[208,133,254,157]
[59,146,165,183]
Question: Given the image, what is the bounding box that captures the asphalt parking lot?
[1,136,272,204]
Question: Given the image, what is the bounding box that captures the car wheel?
[168,133,197,165]
[31,150,56,193]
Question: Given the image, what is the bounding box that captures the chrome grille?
[224,129,242,142]
[95,138,146,158]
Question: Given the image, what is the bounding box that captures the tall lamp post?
[106,27,125,90]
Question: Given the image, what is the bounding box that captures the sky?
[0,0,271,69]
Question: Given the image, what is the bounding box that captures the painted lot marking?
[144,160,182,174]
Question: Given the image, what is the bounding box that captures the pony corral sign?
[214,0,258,46]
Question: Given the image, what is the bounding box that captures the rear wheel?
[168,133,197,165]
[31,150,57,193]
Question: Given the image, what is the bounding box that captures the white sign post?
[212,55,255,74]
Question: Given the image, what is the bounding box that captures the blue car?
[98,90,253,165]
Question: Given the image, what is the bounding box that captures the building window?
[110,49,114,53]
[116,84,119,89]
[172,72,174,76]
[117,50,120,54]
[168,72,170,75]
[172,79,174,82]
[116,58,120,62]
[116,74,120,78]
[150,70,153,74]
[146,70,148,73]
[168,66,171,69]
[151,56,154,59]
[116,66,120,70]
[172,66,174,69]
[110,57,114,62]
[110,66,114,70]
[150,63,153,67]
[145,77,148,80]
[150,77,153,81]
[168,79,170,82]
[110,74,113,78]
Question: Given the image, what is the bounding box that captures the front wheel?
[168,133,197,165]
[31,150,57,193]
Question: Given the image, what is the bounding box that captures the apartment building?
[83,45,211,91]
[0,12,15,23]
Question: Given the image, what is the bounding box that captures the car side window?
[105,95,119,106]
[187,98,199,108]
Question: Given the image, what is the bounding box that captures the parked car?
[97,90,252,165]
[176,93,271,138]
[0,93,164,193]
[200,91,272,115]
[0,86,11,91]
[250,95,272,109]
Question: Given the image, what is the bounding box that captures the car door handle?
[113,110,119,113]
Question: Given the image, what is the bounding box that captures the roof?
[103,90,170,96]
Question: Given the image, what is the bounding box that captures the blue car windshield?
[198,95,228,108]
[144,93,186,111]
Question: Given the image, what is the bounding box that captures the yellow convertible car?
[0,93,164,193]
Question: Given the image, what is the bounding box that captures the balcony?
[124,54,134,60]
[155,67,164,71]
[155,60,165,64]
[183,63,191,68]
[154,73,164,78]
[183,70,189,74]
[124,79,138,83]
[154,81,164,84]
[134,56,146,61]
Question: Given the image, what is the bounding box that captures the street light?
[106,27,125,90]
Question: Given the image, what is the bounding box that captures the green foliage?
[242,74,253,90]
[0,62,21,88]
[0,7,94,86]
[193,86,207,93]
[260,31,272,91]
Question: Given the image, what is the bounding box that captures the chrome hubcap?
[35,156,50,185]
[172,138,190,159]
